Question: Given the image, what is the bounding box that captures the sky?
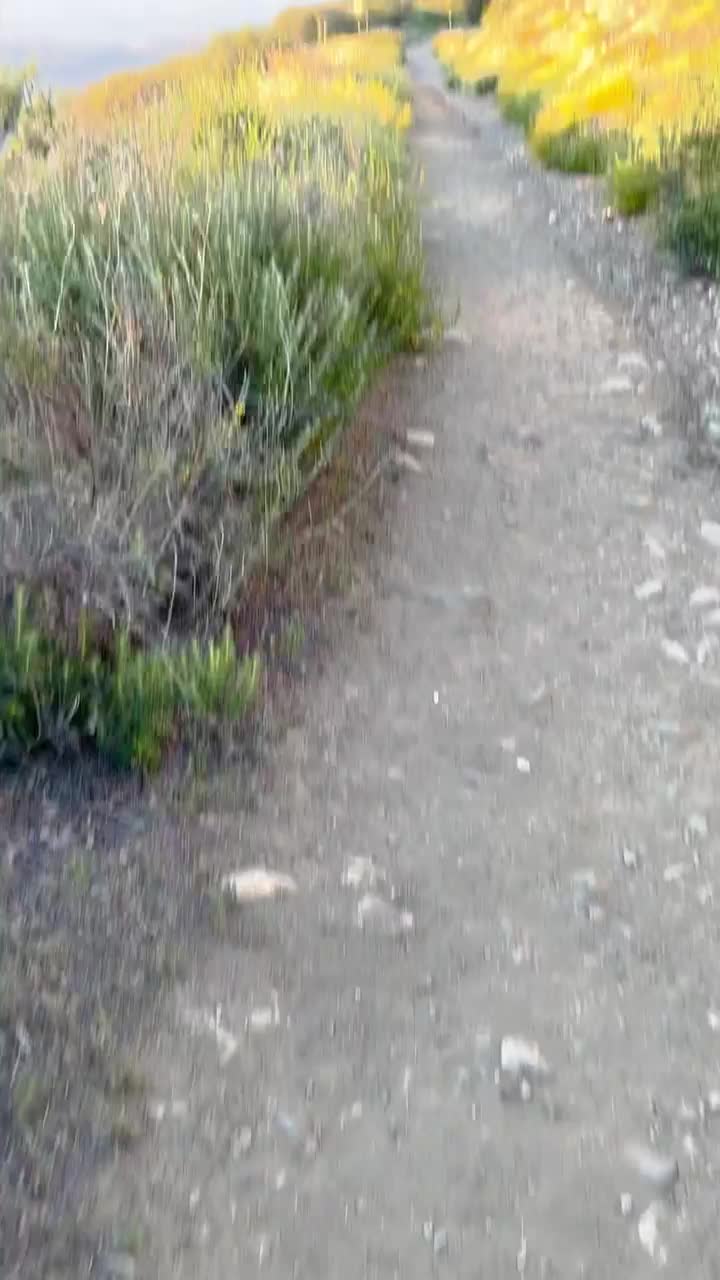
[1,0,281,50]
[1,0,287,85]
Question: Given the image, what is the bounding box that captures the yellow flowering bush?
[434,0,720,162]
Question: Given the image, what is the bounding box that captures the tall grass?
[0,33,428,769]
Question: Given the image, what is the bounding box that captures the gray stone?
[99,1253,136,1280]
[624,1142,679,1195]
[356,894,414,937]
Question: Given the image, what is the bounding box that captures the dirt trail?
[91,54,720,1277]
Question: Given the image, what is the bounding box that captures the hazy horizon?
[1,0,292,87]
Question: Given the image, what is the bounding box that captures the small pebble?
[701,520,720,550]
[99,1254,136,1280]
[690,586,720,608]
[638,1202,668,1266]
[620,1192,634,1218]
[660,638,690,666]
[634,578,664,601]
[500,1034,551,1081]
[433,1228,449,1257]
[516,756,531,774]
[622,846,639,871]
[624,1142,679,1195]
[356,894,414,937]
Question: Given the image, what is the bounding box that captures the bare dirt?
[7,51,720,1278]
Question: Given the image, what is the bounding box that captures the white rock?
[638,1202,668,1266]
[221,867,298,903]
[663,862,689,883]
[705,1089,720,1114]
[516,756,531,774]
[356,894,414,937]
[685,813,709,840]
[622,846,639,871]
[249,1007,275,1032]
[690,586,720,608]
[342,856,384,890]
[644,534,666,561]
[660,638,690,666]
[708,1009,720,1031]
[624,1142,679,1194]
[618,352,649,373]
[500,1035,551,1080]
[599,375,634,395]
[406,429,435,451]
[697,635,720,665]
[392,449,424,475]
[620,1192,634,1217]
[634,578,664,601]
[701,520,720,549]
[641,413,664,439]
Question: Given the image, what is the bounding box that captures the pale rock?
[222,867,298,903]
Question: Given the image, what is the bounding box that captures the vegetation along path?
[67,48,720,1277]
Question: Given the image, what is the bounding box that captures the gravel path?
[90,57,720,1279]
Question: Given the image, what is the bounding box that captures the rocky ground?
[6,46,720,1279]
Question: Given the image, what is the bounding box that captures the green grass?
[609,156,661,216]
[498,91,542,135]
[532,125,614,175]
[659,130,720,278]
[0,93,428,770]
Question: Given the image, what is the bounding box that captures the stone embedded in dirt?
[620,1192,634,1218]
[685,813,709,842]
[690,586,720,609]
[707,1009,720,1031]
[599,374,634,395]
[342,856,385,890]
[637,1202,668,1267]
[406,428,435,451]
[99,1253,137,1280]
[618,352,649,374]
[221,867,298,903]
[622,846,639,871]
[624,1142,679,1195]
[392,449,424,475]
[249,1005,276,1033]
[499,1035,552,1082]
[705,1090,720,1116]
[644,534,667,561]
[697,634,720,665]
[660,638,690,666]
[516,756,531,774]
[641,413,664,439]
[634,578,664,601]
[433,1227,449,1257]
[663,862,689,883]
[356,893,414,937]
[701,520,720,550]
[234,1125,253,1156]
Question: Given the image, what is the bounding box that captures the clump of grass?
[532,125,613,175]
[0,589,260,770]
[660,130,720,278]
[474,75,498,95]
[609,156,661,217]
[498,91,542,135]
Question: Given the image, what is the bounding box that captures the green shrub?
[474,75,498,95]
[532,126,612,175]
[498,91,542,135]
[0,589,260,770]
[609,157,661,217]
[664,189,720,278]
